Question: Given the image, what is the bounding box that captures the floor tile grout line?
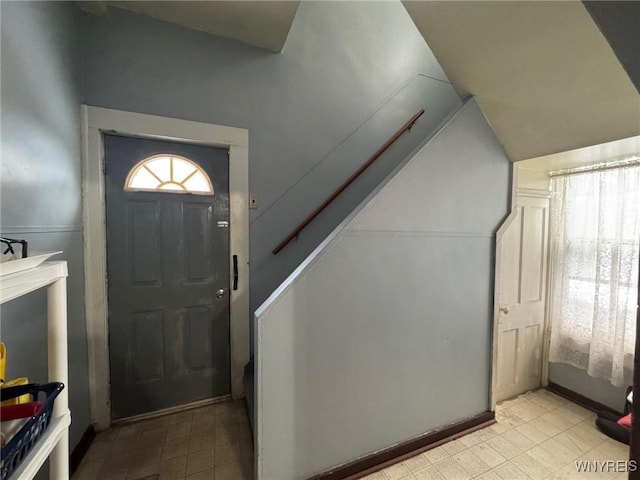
[73,399,253,480]
[371,389,625,480]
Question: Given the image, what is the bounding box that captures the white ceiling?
[402,0,640,161]
[518,135,640,172]
[82,1,300,52]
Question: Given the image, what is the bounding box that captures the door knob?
[216,289,225,299]
[499,306,509,315]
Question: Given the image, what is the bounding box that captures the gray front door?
[104,134,230,419]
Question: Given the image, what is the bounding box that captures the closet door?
[495,195,549,402]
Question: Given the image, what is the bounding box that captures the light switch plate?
[249,194,258,209]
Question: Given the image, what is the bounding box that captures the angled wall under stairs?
[255,99,511,479]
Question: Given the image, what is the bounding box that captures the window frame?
[124,154,214,195]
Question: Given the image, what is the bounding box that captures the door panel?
[129,311,164,383]
[128,201,161,285]
[499,207,522,306]
[496,195,549,402]
[523,324,541,378]
[521,205,546,302]
[105,134,230,419]
[499,328,518,386]
[183,204,212,281]
[184,306,215,371]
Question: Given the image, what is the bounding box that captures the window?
[125,155,213,194]
[548,165,640,387]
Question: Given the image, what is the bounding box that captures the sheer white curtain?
[548,165,640,387]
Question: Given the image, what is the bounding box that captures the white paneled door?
[495,195,550,402]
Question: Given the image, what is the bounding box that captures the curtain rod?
[548,155,640,178]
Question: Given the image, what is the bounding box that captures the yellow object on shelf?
[1,377,30,405]
[0,344,30,405]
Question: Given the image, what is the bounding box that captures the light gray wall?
[80,1,461,326]
[0,0,89,455]
[255,99,511,479]
[548,363,628,412]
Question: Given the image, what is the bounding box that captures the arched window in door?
[124,154,214,194]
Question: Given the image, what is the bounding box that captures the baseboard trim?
[546,382,623,416]
[70,425,96,476]
[308,411,495,480]
[112,394,231,425]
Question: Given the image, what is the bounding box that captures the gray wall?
[0,0,89,454]
[0,0,459,456]
[80,1,461,326]
[255,99,511,479]
[549,363,628,412]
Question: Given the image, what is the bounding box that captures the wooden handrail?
[272,108,426,255]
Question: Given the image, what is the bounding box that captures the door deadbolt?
[216,289,225,299]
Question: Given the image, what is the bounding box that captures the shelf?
[1,259,69,479]
[8,411,71,480]
[0,262,68,304]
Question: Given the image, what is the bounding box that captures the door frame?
[490,166,552,410]
[81,105,250,429]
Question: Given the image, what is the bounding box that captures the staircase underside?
[402,0,640,161]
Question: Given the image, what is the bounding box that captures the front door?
[104,134,230,419]
[495,195,550,402]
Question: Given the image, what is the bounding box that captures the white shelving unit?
[1,261,70,480]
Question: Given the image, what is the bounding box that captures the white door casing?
[494,193,550,404]
[81,106,250,429]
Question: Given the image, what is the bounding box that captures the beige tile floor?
[72,400,253,480]
[74,389,630,480]
[365,389,630,480]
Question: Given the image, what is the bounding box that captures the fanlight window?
[125,155,214,194]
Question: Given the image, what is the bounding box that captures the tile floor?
[72,400,253,480]
[365,389,630,480]
[74,389,630,480]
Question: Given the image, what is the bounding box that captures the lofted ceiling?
[79,1,638,162]
[79,1,300,52]
[518,135,640,172]
[402,0,640,161]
